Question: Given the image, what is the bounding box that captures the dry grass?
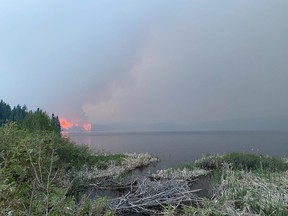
[78,152,158,180]
[151,168,209,180]
[183,163,288,215]
[213,167,288,215]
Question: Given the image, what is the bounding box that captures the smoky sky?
[1,0,288,125]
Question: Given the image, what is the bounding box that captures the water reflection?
[68,131,288,169]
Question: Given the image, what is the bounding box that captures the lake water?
[68,131,288,170]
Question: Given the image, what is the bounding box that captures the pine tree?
[0,100,12,126]
[51,114,61,133]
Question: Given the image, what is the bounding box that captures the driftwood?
[89,178,138,190]
[108,178,202,215]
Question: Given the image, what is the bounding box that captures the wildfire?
[59,118,74,129]
[59,117,91,132]
[82,123,92,132]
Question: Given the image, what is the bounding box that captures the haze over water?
[68,131,288,170]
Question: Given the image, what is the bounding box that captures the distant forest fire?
[59,117,91,132]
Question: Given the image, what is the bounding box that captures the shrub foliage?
[0,121,117,215]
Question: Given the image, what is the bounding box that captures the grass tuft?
[195,152,288,172]
[180,153,288,215]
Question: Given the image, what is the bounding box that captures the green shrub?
[54,136,124,170]
[0,123,74,214]
[0,123,121,215]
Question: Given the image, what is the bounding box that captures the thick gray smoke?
[1,1,288,127]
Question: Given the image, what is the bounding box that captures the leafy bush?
[0,123,73,214]
[0,123,119,215]
[54,136,124,170]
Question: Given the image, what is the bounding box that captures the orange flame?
[82,123,92,132]
[59,118,74,129]
[59,117,91,132]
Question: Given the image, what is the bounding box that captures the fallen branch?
[108,178,202,214]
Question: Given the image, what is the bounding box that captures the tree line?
[0,99,61,133]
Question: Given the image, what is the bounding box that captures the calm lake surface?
[68,131,288,170]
